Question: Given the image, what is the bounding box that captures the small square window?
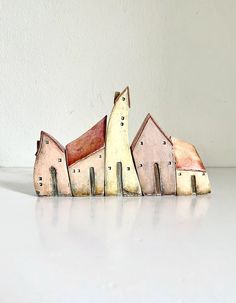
[78,169,80,173]
[39,177,42,181]
[178,172,182,176]
[202,172,206,176]
[45,140,49,144]
[127,167,130,171]
[140,141,144,145]
[140,164,143,167]
[58,158,62,162]
[120,122,124,126]
[73,169,76,173]
[108,166,111,170]
[163,141,166,145]
[121,116,125,120]
[99,155,102,158]
[39,182,43,186]
[122,97,125,101]
[168,161,171,165]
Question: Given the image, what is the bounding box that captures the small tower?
[131,114,176,195]
[34,131,72,196]
[172,137,211,195]
[105,87,142,196]
[66,116,107,196]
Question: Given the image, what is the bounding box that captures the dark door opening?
[89,167,96,196]
[50,166,58,196]
[154,163,161,195]
[116,162,123,196]
[191,175,197,195]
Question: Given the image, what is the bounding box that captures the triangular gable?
[131,113,172,150]
[36,131,65,157]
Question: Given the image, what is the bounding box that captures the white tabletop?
[0,168,235,303]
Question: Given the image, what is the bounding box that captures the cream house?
[105,87,142,196]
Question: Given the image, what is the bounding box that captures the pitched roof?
[114,86,130,108]
[171,137,206,172]
[35,131,65,156]
[131,113,172,150]
[66,116,107,166]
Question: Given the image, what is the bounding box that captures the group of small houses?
[34,87,211,197]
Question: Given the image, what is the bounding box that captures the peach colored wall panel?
[34,132,72,196]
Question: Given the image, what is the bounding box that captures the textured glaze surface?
[68,148,105,196]
[176,169,211,196]
[105,87,141,196]
[34,132,71,196]
[66,116,107,167]
[172,137,206,172]
[0,167,235,303]
[132,114,176,195]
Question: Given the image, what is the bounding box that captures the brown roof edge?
[114,86,130,108]
[131,113,172,150]
[35,131,65,157]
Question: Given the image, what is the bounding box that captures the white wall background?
[0,0,235,167]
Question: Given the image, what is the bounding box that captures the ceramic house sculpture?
[171,137,211,195]
[105,87,142,196]
[34,131,72,196]
[131,114,176,196]
[66,116,107,196]
[33,86,211,197]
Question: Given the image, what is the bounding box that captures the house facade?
[66,116,107,196]
[105,87,142,196]
[34,131,72,196]
[131,114,176,195]
[172,137,211,195]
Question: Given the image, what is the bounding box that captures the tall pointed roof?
[171,137,206,172]
[66,116,107,167]
[114,86,130,108]
[131,113,172,150]
[36,131,65,156]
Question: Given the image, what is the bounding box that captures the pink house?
[131,114,176,195]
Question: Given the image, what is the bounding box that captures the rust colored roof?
[66,116,107,166]
[131,113,172,150]
[171,137,206,172]
[114,86,130,108]
[36,131,65,156]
